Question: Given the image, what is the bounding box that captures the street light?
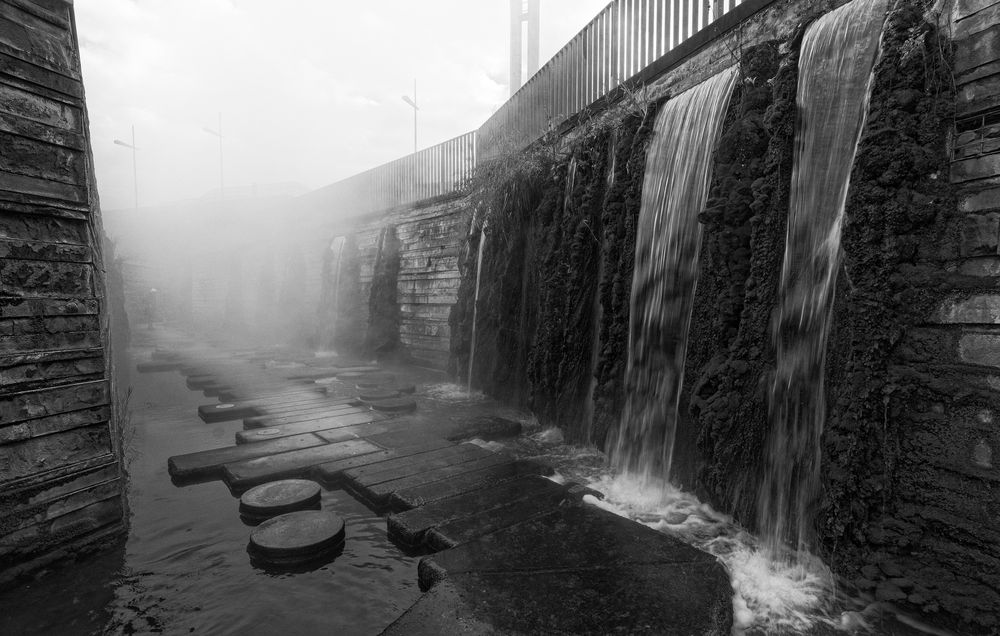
[203,112,224,200]
[401,80,418,153]
[113,125,138,212]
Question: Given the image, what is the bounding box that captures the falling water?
[467,223,487,395]
[612,68,738,483]
[326,236,346,350]
[760,0,887,561]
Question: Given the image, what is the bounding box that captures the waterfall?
[759,0,887,560]
[467,224,487,395]
[328,236,346,348]
[612,68,738,484]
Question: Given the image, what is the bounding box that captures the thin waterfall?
[582,132,617,444]
[328,236,346,348]
[467,223,487,395]
[612,68,738,484]
[759,0,887,561]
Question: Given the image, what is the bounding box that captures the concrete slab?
[385,563,731,635]
[345,444,492,486]
[313,439,458,486]
[223,439,385,491]
[167,433,328,480]
[390,460,554,511]
[254,400,363,418]
[235,411,385,444]
[363,454,513,507]
[425,487,574,551]
[386,476,568,549]
[395,505,732,635]
[198,402,259,423]
[243,403,369,428]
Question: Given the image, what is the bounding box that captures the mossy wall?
[448,1,995,630]
[364,225,402,357]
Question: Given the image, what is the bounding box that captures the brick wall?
[0,0,124,584]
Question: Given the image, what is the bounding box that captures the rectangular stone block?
[346,444,490,486]
[387,476,568,549]
[243,403,368,428]
[0,258,92,297]
[167,433,327,479]
[222,439,384,491]
[957,75,1000,117]
[363,454,514,508]
[234,411,384,444]
[390,460,554,512]
[314,439,457,485]
[959,186,1000,213]
[0,380,108,424]
[0,424,111,482]
[955,1,1000,38]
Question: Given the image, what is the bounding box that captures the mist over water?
[760,0,888,561]
[612,67,738,484]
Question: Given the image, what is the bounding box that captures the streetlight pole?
[203,112,224,200]
[401,80,418,153]
[113,125,138,213]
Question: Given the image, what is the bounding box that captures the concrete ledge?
[167,433,328,480]
[390,460,553,512]
[234,411,385,444]
[386,505,732,635]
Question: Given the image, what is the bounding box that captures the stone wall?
[0,0,124,585]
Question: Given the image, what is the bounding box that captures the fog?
[80,1,609,348]
[78,0,609,213]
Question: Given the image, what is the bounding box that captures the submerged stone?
[359,388,401,402]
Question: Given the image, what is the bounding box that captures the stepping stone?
[392,383,417,394]
[359,454,512,510]
[248,510,346,568]
[390,460,553,512]
[244,402,365,428]
[314,439,457,485]
[136,360,180,373]
[345,444,492,487]
[356,373,396,389]
[387,476,569,549]
[198,402,259,423]
[168,433,328,480]
[235,412,385,444]
[359,388,401,402]
[370,397,417,413]
[240,479,322,523]
[223,439,385,491]
[336,372,370,381]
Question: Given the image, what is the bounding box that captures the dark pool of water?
[0,348,421,635]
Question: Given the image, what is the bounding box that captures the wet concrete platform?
[150,332,733,634]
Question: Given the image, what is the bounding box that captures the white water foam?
[424,382,487,402]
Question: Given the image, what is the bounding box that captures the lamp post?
[113,125,138,212]
[203,112,224,200]
[401,80,418,153]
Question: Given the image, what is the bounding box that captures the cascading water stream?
[467,223,487,396]
[329,235,346,347]
[759,0,887,563]
[612,68,738,484]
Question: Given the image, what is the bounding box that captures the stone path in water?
[150,332,733,634]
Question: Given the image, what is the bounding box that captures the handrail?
[312,0,748,216]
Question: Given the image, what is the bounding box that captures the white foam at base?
[424,382,486,401]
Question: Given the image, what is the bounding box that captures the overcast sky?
[76,0,610,211]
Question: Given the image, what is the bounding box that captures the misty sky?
[76,0,610,212]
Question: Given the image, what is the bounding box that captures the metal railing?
[316,0,749,215]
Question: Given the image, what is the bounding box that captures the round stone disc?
[240,479,322,518]
[359,388,401,402]
[370,397,417,413]
[335,371,368,381]
[249,510,345,559]
[392,383,417,395]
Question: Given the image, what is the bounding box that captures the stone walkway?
[154,333,733,634]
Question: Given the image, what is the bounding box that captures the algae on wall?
[820,4,998,631]
[365,226,402,357]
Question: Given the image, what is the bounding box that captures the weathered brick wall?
[0,0,124,585]
[350,196,470,368]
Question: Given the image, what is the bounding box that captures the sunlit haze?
[77,0,610,212]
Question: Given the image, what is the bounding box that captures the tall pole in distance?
[113,126,138,212]
[203,113,224,200]
[402,82,418,154]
